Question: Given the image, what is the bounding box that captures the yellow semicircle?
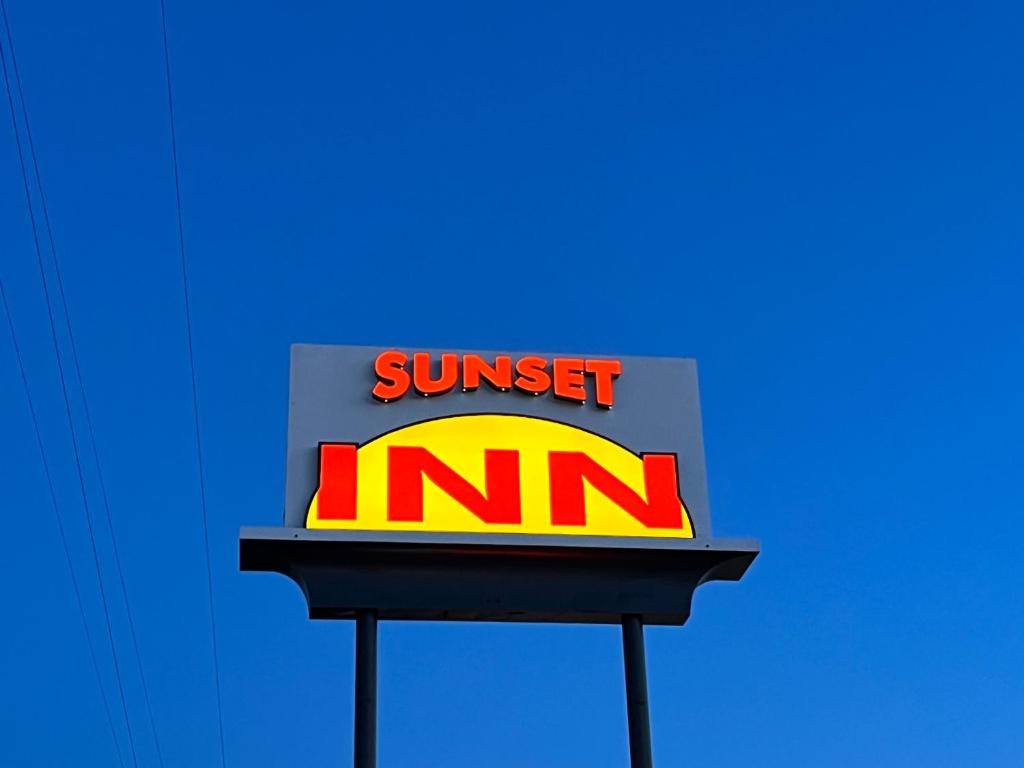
[306,413,694,538]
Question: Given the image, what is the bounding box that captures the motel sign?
[241,344,758,768]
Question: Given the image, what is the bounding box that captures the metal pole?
[354,610,378,768]
[622,614,654,768]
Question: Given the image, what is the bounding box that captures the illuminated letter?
[372,351,410,402]
[553,358,586,403]
[463,354,513,391]
[315,443,358,520]
[388,446,521,524]
[548,451,682,529]
[413,352,459,396]
[585,359,621,408]
[513,356,550,396]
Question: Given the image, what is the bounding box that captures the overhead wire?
[156,1,228,764]
[0,2,167,765]
[0,281,128,768]
[0,11,140,768]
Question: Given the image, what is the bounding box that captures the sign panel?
[285,345,712,538]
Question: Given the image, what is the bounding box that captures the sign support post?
[354,610,378,768]
[622,614,654,768]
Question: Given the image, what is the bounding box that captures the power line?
[157,1,228,765]
[0,3,166,764]
[0,280,127,768]
[0,16,140,768]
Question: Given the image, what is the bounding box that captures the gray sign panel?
[283,344,713,537]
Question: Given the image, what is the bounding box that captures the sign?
[241,344,757,625]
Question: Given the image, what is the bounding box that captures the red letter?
[548,452,683,529]
[372,351,410,402]
[316,443,358,520]
[553,358,586,403]
[463,354,513,391]
[388,446,521,524]
[585,359,621,408]
[413,352,459,396]
[513,356,551,396]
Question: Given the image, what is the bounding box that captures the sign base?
[239,528,757,625]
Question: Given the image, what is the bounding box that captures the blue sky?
[1,1,1022,766]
